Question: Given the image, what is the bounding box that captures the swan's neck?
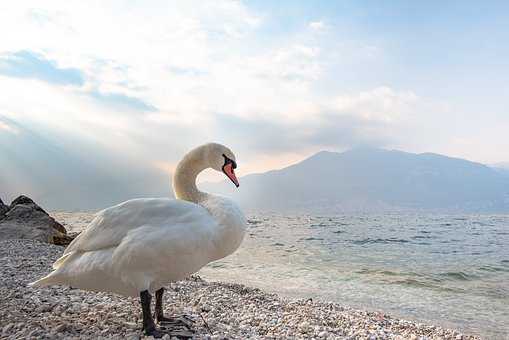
[172,149,210,203]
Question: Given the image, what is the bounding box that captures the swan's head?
[206,143,239,187]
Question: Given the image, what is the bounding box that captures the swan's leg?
[140,290,163,338]
[155,287,173,322]
[155,287,195,333]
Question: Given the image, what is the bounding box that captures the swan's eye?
[222,154,237,169]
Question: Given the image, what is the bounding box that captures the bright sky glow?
[1,1,508,204]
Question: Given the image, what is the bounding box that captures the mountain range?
[2,117,508,213]
[203,148,509,213]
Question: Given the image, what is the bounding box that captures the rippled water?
[199,214,509,339]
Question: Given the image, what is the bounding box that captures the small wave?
[389,279,466,293]
[438,271,478,281]
[352,238,410,245]
[310,223,328,228]
[210,263,227,268]
[354,269,478,292]
[479,265,509,272]
[356,268,402,276]
[411,235,434,239]
[332,230,344,234]
[472,221,492,226]
[390,278,434,288]
[300,237,324,241]
[476,286,509,299]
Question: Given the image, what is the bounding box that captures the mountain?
[202,148,509,213]
[490,162,509,176]
[491,162,509,169]
[2,117,508,214]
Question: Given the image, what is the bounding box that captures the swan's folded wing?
[63,198,213,255]
[111,222,216,276]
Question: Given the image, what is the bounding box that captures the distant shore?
[0,239,479,339]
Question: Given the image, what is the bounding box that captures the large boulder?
[0,195,72,245]
[0,197,8,218]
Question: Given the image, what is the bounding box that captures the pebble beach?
[0,239,479,340]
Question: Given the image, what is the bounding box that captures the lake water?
[198,214,509,339]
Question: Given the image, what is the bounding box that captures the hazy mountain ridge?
[3,119,508,213]
[203,148,509,213]
[490,162,509,177]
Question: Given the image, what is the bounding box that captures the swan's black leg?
[155,287,172,322]
[155,288,166,322]
[140,290,163,338]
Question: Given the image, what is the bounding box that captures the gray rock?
[0,195,68,244]
[0,197,8,219]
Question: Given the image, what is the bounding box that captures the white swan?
[30,143,246,337]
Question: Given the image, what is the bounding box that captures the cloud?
[333,87,418,122]
[252,44,322,82]
[0,50,155,113]
[0,120,19,134]
[214,86,419,155]
[309,21,325,31]
[0,50,84,86]
[168,66,208,77]
[87,90,157,113]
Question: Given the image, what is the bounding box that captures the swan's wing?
[63,198,214,255]
[111,222,216,277]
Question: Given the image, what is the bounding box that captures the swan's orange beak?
[223,163,239,187]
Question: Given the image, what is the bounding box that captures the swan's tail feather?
[30,251,77,287]
[52,252,73,269]
[28,273,61,287]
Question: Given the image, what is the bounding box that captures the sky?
[1,1,508,208]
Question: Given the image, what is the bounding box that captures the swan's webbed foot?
[155,287,182,324]
[140,288,194,338]
[154,287,195,337]
[156,315,173,323]
[144,324,164,338]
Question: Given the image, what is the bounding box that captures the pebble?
[318,330,328,338]
[2,323,14,334]
[53,324,67,333]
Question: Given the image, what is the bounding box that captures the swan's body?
[33,196,244,296]
[30,143,246,336]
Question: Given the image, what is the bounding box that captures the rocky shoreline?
[0,196,75,246]
[0,239,480,339]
